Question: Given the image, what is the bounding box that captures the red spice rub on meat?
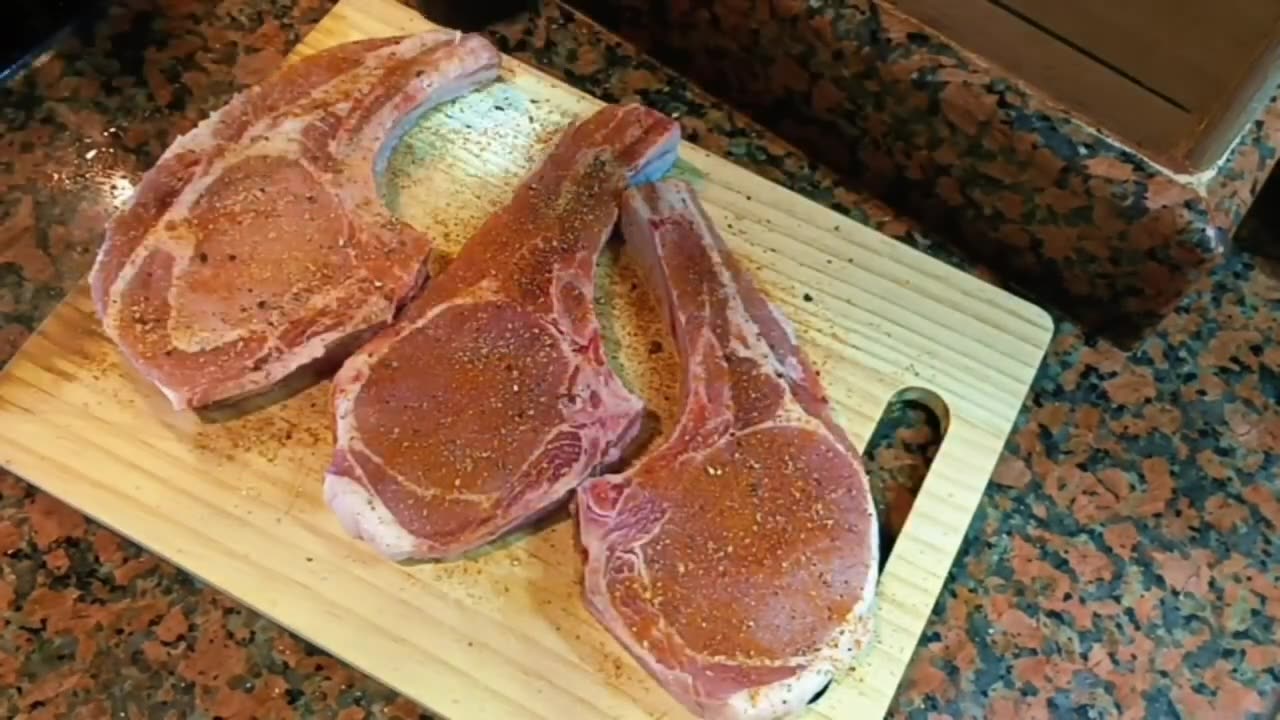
[325,104,681,561]
[90,31,501,410]
[577,180,879,720]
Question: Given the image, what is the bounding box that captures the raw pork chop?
[577,180,879,720]
[326,104,681,561]
[89,31,501,410]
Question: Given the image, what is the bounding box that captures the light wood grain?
[0,0,1052,718]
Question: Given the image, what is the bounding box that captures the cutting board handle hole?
[861,386,948,571]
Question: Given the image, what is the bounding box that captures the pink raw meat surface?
[90,31,501,410]
[577,180,880,720]
[326,103,681,561]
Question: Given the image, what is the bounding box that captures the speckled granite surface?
[578,1,1280,339]
[0,0,1277,718]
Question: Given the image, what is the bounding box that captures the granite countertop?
[0,0,1277,718]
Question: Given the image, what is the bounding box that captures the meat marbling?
[89,31,501,410]
[326,103,681,561]
[577,180,879,720]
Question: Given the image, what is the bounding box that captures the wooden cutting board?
[0,0,1053,717]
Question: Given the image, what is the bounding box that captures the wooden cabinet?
[891,0,1280,172]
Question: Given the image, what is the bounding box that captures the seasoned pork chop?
[578,180,879,720]
[326,104,681,560]
[90,31,501,410]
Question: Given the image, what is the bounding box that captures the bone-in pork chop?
[577,180,879,720]
[326,104,681,561]
[89,31,501,410]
